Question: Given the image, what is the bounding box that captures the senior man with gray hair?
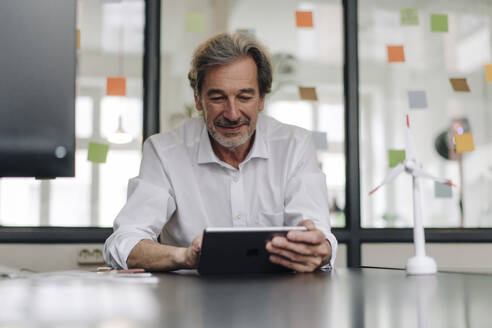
[104,32,337,272]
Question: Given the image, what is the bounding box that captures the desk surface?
[1,268,491,327]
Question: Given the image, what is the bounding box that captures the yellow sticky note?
[296,11,314,28]
[106,77,126,96]
[185,13,206,33]
[88,142,109,163]
[387,45,405,62]
[485,65,492,82]
[455,133,474,153]
[299,87,318,101]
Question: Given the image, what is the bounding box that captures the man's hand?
[265,220,332,273]
[180,234,203,269]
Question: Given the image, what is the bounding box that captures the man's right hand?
[179,234,203,269]
[126,234,203,271]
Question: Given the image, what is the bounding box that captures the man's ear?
[194,92,203,111]
[258,95,266,112]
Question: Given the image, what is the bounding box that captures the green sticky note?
[431,14,448,32]
[388,150,406,167]
[435,181,452,198]
[185,13,206,33]
[401,8,419,25]
[88,142,109,163]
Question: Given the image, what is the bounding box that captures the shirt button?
[236,215,241,220]
[233,177,239,183]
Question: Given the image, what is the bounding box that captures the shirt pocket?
[256,211,284,227]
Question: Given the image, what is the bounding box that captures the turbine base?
[406,256,437,275]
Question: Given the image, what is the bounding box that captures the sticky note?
[299,87,318,101]
[88,142,109,163]
[431,14,448,32]
[485,65,492,82]
[401,8,419,25]
[387,45,405,62]
[388,150,406,167]
[77,29,80,49]
[435,181,452,198]
[408,90,428,109]
[106,77,126,96]
[236,29,256,38]
[185,13,206,33]
[296,11,314,28]
[312,131,328,150]
[455,133,474,153]
[449,78,470,92]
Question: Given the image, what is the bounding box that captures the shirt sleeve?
[283,133,338,268]
[103,137,177,269]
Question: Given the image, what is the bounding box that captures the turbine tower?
[369,115,455,275]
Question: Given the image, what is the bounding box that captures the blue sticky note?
[312,131,328,150]
[408,90,428,109]
[435,181,452,198]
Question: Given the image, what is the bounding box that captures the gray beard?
[208,125,256,149]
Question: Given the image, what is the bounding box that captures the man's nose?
[223,98,241,121]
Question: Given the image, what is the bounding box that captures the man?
[104,32,337,273]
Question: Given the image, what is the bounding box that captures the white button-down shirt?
[104,114,338,269]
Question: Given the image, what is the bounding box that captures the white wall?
[363,243,492,272]
[0,244,104,273]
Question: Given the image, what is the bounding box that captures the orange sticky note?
[299,87,318,101]
[455,133,474,153]
[387,45,405,62]
[449,78,470,92]
[296,11,313,28]
[485,65,492,82]
[106,77,126,96]
[77,29,80,49]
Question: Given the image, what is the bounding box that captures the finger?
[270,237,316,256]
[193,235,203,252]
[269,255,316,273]
[298,219,316,230]
[287,230,325,245]
[266,241,321,267]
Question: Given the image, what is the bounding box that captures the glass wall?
[160,0,346,227]
[359,0,492,227]
[0,0,144,227]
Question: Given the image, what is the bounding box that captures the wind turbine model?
[369,115,455,275]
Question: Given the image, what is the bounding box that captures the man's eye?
[238,96,252,101]
[210,96,225,101]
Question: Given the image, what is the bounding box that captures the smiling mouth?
[215,121,249,131]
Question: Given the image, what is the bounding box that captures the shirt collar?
[197,115,270,165]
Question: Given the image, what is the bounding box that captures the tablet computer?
[197,226,307,275]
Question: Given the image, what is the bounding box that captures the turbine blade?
[413,168,456,187]
[405,115,417,161]
[369,163,405,195]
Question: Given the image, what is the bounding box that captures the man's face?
[195,56,265,150]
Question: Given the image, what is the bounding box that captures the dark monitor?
[0,0,76,178]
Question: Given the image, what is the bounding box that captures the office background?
[1,0,492,272]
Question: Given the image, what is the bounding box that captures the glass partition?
[160,0,346,227]
[0,0,145,227]
[359,0,492,227]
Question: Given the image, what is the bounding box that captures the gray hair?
[188,32,272,98]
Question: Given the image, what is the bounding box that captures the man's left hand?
[265,220,332,273]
